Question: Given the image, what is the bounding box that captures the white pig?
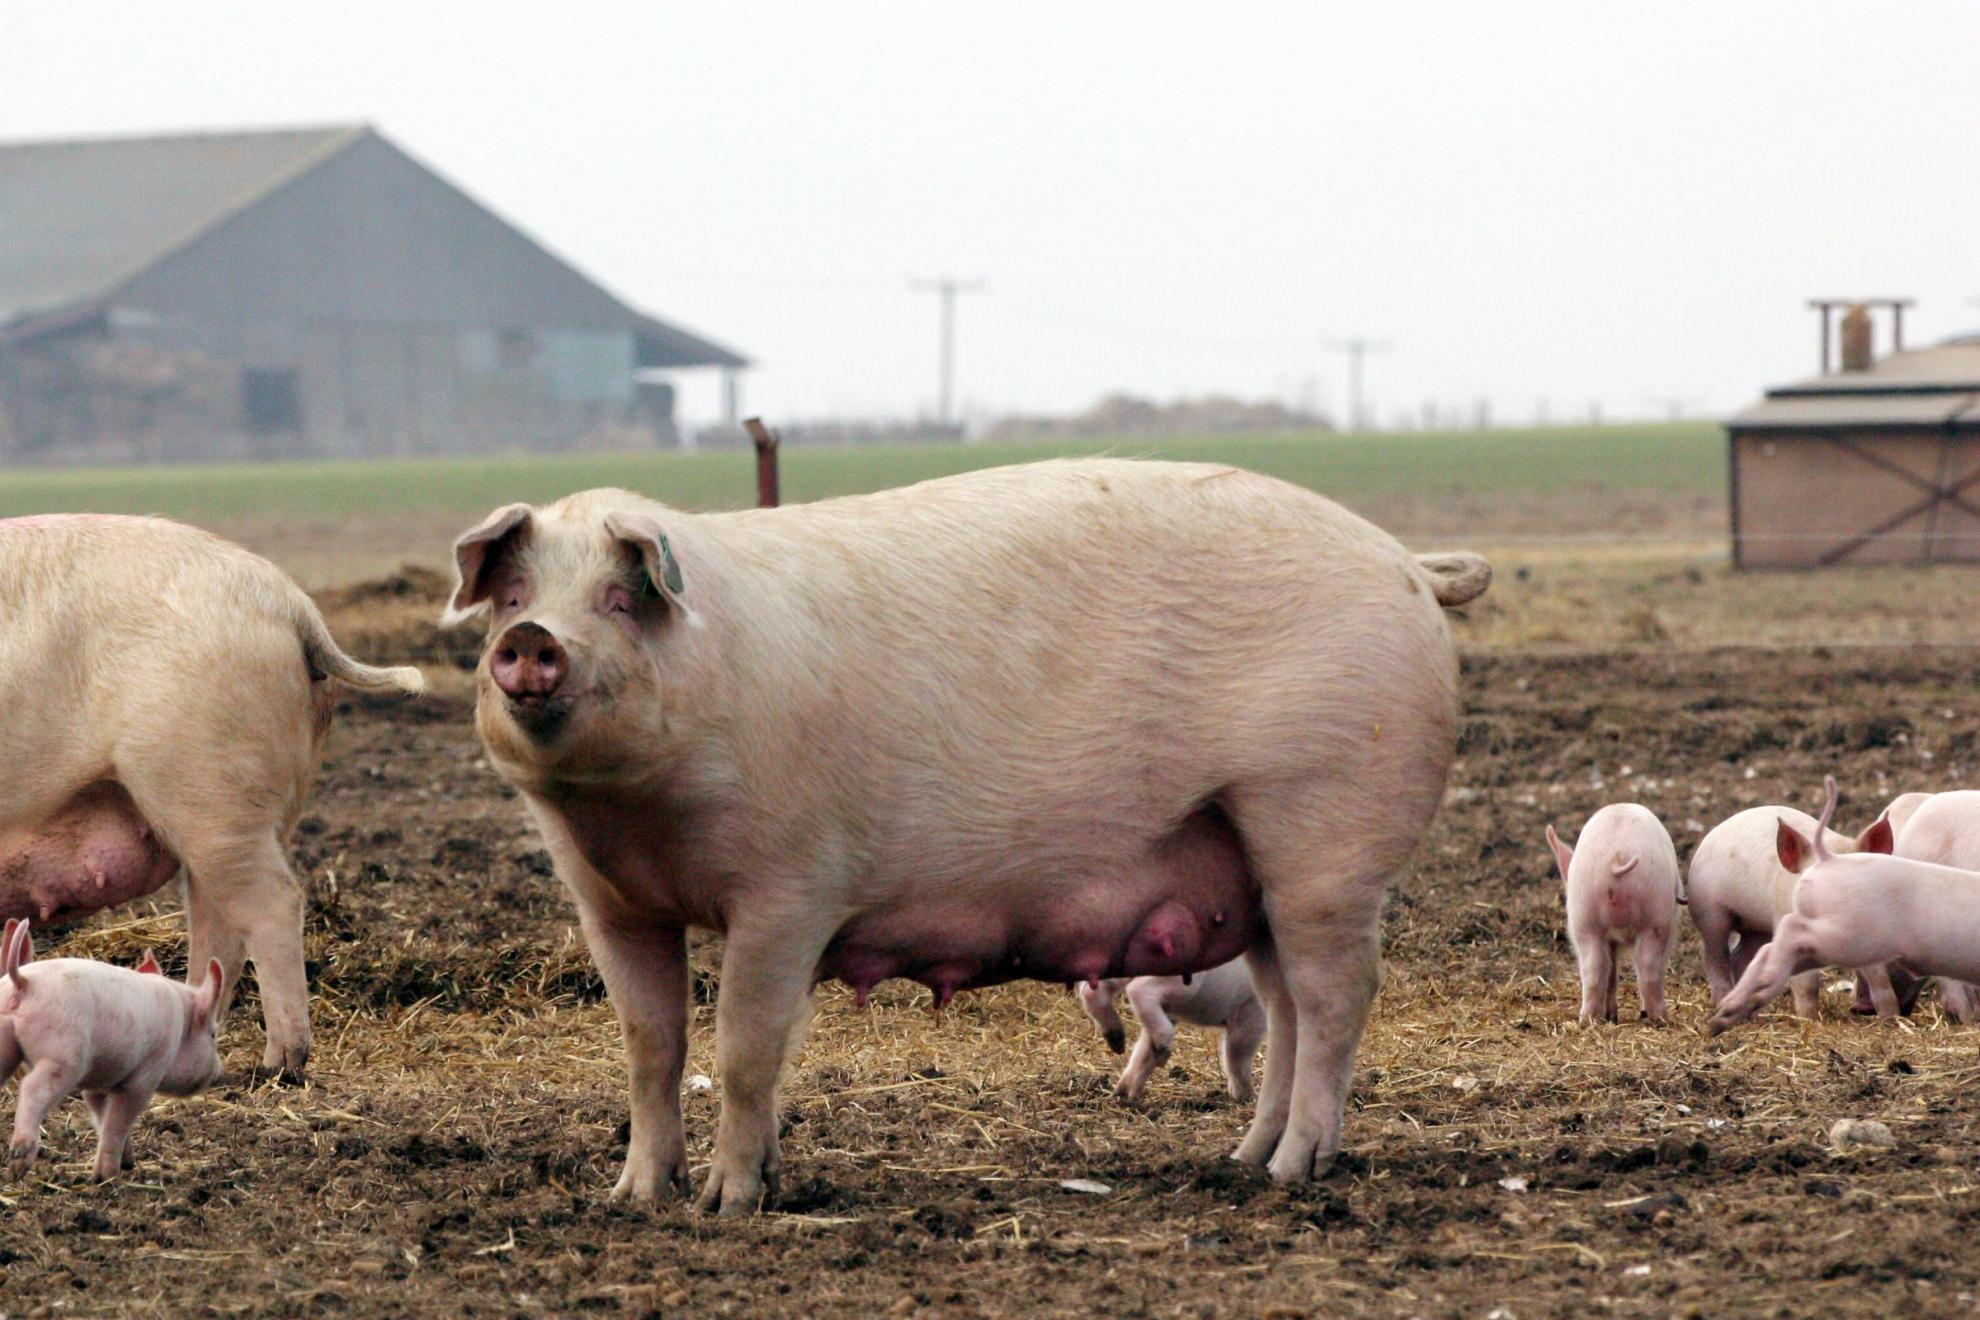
[1077,960,1265,1101]
[1711,777,1980,1035]
[0,920,225,1180]
[1890,790,1980,1023]
[1545,806,1680,1024]
[0,514,423,1079]
[446,458,1490,1212]
[1686,805,1910,1017]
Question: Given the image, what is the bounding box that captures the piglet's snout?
[490,622,567,700]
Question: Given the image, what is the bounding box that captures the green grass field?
[0,422,1721,521]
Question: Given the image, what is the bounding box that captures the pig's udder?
[0,782,181,923]
[818,805,1263,1009]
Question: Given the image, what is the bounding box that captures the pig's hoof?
[1104,1030,1126,1055]
[8,1144,34,1178]
[260,1041,310,1085]
[1266,1140,1334,1184]
[696,1158,777,1216]
[610,1155,690,1204]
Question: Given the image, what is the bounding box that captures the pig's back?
[0,515,315,810]
[693,459,1462,874]
[1896,791,1980,868]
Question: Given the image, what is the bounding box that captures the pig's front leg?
[697,919,831,1216]
[1710,913,1824,1035]
[1940,979,1980,1024]
[1220,996,1266,1103]
[581,913,691,1203]
[88,1088,151,1181]
[82,1093,136,1175]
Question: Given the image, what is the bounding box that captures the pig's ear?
[1855,816,1895,856]
[1776,818,1814,874]
[443,504,534,626]
[603,511,700,627]
[1544,824,1573,881]
[136,948,162,975]
[192,959,225,1030]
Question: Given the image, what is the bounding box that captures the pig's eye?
[602,584,636,618]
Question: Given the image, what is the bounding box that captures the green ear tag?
[658,533,685,595]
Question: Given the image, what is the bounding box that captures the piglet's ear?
[1776,818,1813,874]
[442,504,533,626]
[192,959,225,1030]
[603,511,698,625]
[136,948,162,975]
[1855,816,1895,856]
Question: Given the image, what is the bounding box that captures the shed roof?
[0,126,364,328]
[1730,341,1980,430]
[0,124,746,368]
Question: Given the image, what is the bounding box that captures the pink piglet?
[0,919,225,1180]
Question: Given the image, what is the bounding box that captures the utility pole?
[910,276,986,427]
[1321,337,1390,432]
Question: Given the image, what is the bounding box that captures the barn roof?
[1731,341,1980,430]
[0,124,747,368]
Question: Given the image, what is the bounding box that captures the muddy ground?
[7,626,1980,1317]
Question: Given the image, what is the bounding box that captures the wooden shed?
[1727,337,1980,568]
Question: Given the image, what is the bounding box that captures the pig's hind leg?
[0,1020,20,1090]
[1224,771,1432,1184]
[1632,927,1673,1025]
[9,1057,80,1175]
[1572,931,1616,1026]
[1857,963,1902,1018]
[178,834,308,1080]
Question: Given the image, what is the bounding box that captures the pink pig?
[1545,805,1681,1025]
[0,921,225,1180]
[1711,778,1980,1035]
[1077,959,1265,1102]
[1885,789,1980,1023]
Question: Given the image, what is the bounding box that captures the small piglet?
[1712,778,1980,1035]
[1886,789,1980,1022]
[1688,804,1904,1018]
[1077,960,1264,1101]
[1545,805,1681,1025]
[0,920,225,1180]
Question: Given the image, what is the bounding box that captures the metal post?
[744,417,779,508]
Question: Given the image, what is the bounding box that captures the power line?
[909,276,987,426]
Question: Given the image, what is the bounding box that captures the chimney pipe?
[1839,304,1874,371]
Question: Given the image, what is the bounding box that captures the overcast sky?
[6,2,1978,430]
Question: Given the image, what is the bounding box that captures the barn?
[0,124,747,465]
[1727,321,1980,569]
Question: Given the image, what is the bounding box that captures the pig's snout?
[491,622,567,701]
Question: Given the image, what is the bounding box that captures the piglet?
[0,920,225,1180]
[1077,959,1264,1101]
[1711,778,1980,1035]
[1885,789,1980,1022]
[1545,805,1681,1025]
